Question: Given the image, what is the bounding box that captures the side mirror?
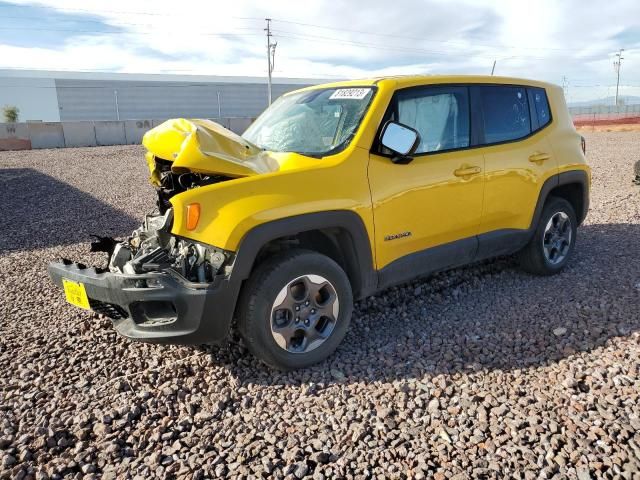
[380,121,420,163]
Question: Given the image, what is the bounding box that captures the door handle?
[529,152,551,164]
[453,165,481,177]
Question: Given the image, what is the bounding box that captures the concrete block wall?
[0,117,255,151]
[125,119,154,144]
[28,122,65,149]
[95,121,126,146]
[62,122,97,147]
[0,123,31,150]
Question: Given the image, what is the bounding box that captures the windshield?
[243,87,375,156]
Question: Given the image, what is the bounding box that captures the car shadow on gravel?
[0,168,140,252]
[197,222,640,385]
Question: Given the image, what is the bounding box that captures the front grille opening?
[130,301,177,327]
[89,299,128,320]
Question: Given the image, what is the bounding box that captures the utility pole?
[491,60,496,76]
[561,76,569,100]
[114,90,120,120]
[265,18,277,105]
[613,49,624,107]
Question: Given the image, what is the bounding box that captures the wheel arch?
[532,170,590,229]
[231,211,377,300]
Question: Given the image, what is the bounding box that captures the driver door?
[368,85,484,286]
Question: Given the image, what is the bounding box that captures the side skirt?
[377,229,533,291]
[378,237,478,291]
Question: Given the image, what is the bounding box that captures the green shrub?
[2,105,19,123]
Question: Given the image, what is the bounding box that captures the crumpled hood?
[142,118,280,179]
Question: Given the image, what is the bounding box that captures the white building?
[0,69,324,122]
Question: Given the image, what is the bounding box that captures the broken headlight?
[108,208,231,283]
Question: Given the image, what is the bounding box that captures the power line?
[270,18,578,53]
[571,84,640,88]
[272,30,553,60]
[0,14,260,31]
[0,3,263,21]
[0,3,629,85]
[0,3,589,55]
[0,22,558,60]
[275,29,613,61]
[0,26,261,38]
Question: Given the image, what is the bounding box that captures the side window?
[396,86,469,153]
[479,86,531,144]
[528,87,551,131]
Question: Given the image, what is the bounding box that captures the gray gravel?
[1,132,639,479]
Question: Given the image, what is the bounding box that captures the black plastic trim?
[475,229,531,262]
[47,261,237,344]
[232,210,377,299]
[378,237,478,290]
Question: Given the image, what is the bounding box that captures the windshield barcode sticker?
[329,88,371,100]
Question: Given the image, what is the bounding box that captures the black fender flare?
[229,210,377,300]
[530,170,590,228]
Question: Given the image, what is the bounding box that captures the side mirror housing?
[380,121,420,164]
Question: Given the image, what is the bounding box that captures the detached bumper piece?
[48,260,236,344]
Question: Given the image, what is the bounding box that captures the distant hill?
[569,95,640,108]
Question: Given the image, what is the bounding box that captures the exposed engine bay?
[85,117,272,284]
[92,208,232,284]
[153,157,231,214]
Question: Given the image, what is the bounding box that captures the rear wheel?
[238,250,353,370]
[518,196,577,275]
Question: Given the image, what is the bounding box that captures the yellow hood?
[142,118,280,182]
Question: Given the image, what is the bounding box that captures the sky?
[0,0,639,103]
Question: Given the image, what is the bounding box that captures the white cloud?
[1,0,639,101]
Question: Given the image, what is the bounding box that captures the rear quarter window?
[528,87,551,131]
[478,86,531,144]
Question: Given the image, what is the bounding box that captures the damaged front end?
[47,208,237,343]
[103,209,232,284]
[150,157,230,215]
[48,209,238,344]
[46,117,270,344]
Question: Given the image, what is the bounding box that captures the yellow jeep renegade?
[48,75,590,370]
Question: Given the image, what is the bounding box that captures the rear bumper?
[47,260,237,344]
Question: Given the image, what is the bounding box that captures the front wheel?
[237,250,353,370]
[518,196,578,275]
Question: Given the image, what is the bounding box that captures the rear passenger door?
[474,85,556,241]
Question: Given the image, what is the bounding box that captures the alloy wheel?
[542,211,572,265]
[270,274,339,353]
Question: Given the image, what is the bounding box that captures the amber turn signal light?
[186,203,200,231]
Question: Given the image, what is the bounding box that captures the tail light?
[580,136,586,155]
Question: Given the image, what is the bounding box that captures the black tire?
[518,196,578,275]
[237,249,353,370]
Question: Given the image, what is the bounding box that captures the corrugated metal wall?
[55,80,306,121]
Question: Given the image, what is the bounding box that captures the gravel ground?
[1,132,639,479]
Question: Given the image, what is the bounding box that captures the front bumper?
[47,260,237,344]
